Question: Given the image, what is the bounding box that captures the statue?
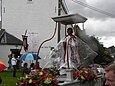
[45,27,97,70]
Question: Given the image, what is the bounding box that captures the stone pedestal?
[30,70,39,75]
[57,69,74,82]
[66,69,74,81]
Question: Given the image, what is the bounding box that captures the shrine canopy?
[52,13,87,25]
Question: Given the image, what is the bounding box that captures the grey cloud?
[85,18,115,37]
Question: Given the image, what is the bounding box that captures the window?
[28,0,32,1]
[27,0,33,4]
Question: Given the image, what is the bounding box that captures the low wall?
[58,78,102,86]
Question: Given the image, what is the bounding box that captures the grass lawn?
[0,71,22,86]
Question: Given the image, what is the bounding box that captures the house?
[0,29,23,66]
[1,0,69,67]
[1,0,68,57]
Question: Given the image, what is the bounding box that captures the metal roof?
[52,13,87,25]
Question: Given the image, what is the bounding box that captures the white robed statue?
[45,27,97,69]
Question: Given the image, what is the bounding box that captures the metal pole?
[0,0,2,29]
[57,0,61,42]
[35,22,57,69]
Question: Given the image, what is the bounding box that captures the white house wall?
[0,45,22,67]
[2,0,59,59]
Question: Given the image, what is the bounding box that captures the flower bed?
[16,67,98,86]
[16,68,60,86]
[73,67,98,82]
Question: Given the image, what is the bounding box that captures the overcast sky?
[1,0,115,48]
[65,0,115,48]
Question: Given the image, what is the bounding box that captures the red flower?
[73,67,98,82]
[17,68,59,85]
[73,71,80,79]
[32,80,38,84]
[53,78,58,85]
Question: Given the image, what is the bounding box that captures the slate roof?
[0,29,5,38]
[0,29,23,45]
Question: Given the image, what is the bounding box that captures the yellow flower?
[29,79,33,83]
[39,71,44,76]
[44,77,52,84]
